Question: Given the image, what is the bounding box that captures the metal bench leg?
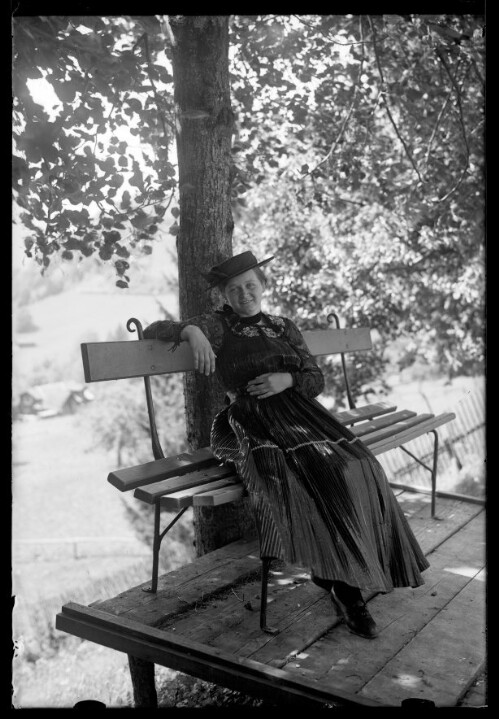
[430,429,439,519]
[398,429,440,520]
[143,504,188,594]
[260,557,278,635]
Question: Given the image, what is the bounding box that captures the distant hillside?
[13,237,180,394]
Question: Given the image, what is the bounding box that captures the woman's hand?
[182,325,216,376]
[246,372,294,399]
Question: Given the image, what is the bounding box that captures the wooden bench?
[81,313,455,634]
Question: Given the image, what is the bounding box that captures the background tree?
[227,14,484,382]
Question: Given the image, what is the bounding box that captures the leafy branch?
[368,15,425,186]
[424,89,453,172]
[433,46,471,203]
[133,32,173,148]
[300,15,366,182]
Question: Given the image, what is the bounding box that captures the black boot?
[331,581,378,640]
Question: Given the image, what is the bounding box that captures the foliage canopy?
[12,13,485,377]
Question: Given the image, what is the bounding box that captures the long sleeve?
[143,313,225,352]
[285,318,325,399]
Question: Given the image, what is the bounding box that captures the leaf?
[115,244,130,258]
[124,97,143,112]
[129,160,144,188]
[108,174,124,188]
[99,246,114,260]
[121,190,131,209]
[103,230,121,244]
[130,211,150,229]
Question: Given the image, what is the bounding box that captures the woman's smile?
[225,269,264,317]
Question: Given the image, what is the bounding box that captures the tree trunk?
[127,655,157,708]
[169,15,256,556]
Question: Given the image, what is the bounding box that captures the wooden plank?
[333,402,397,425]
[229,504,483,669]
[173,473,406,511]
[193,484,247,506]
[283,514,485,705]
[395,494,484,554]
[238,584,339,665]
[258,503,483,673]
[82,328,371,383]
[361,414,434,446]
[59,497,483,708]
[56,603,382,708]
[302,327,372,356]
[359,568,486,706]
[160,566,334,653]
[81,339,196,381]
[159,477,243,511]
[133,465,236,504]
[96,538,262,623]
[370,413,456,455]
[350,410,417,437]
[108,447,217,491]
[157,500,482,669]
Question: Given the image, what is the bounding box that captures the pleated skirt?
[211,390,429,594]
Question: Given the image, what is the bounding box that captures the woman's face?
[224,269,264,317]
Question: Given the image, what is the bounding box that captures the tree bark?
[169,15,256,556]
[128,655,157,708]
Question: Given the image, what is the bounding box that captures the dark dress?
[144,307,429,594]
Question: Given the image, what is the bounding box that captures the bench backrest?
[81,327,372,383]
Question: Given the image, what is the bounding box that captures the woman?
[144,251,429,639]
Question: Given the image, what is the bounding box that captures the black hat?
[202,251,274,289]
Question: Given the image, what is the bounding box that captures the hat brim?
[206,255,274,289]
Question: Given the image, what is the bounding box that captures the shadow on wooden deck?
[56,490,486,708]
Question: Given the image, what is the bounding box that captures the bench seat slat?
[193,484,247,507]
[334,402,397,425]
[107,447,217,492]
[134,464,234,504]
[350,410,417,437]
[159,477,240,511]
[370,413,456,455]
[360,414,434,446]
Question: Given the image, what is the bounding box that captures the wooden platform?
[56,490,486,708]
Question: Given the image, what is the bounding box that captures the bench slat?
[303,327,372,355]
[370,413,457,455]
[159,477,241,511]
[107,447,217,492]
[82,328,372,383]
[350,410,417,437]
[134,464,235,504]
[193,484,247,507]
[361,414,435,446]
[108,402,401,494]
[82,340,196,381]
[334,402,397,425]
